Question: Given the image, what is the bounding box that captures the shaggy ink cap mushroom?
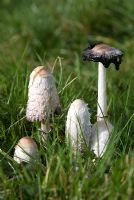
[26,66,61,122]
[13,136,38,164]
[26,66,61,139]
[83,43,123,70]
[66,99,92,151]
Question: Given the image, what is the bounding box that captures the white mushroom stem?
[97,62,107,119]
[91,62,113,157]
[41,120,51,133]
[40,120,51,142]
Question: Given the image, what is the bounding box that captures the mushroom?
[13,136,38,164]
[66,99,92,151]
[26,66,61,142]
[83,42,123,156]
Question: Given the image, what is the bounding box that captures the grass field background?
[0,0,134,199]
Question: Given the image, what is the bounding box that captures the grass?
[0,0,134,199]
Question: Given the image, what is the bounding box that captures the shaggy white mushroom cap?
[66,99,92,150]
[13,136,38,164]
[26,66,60,122]
[91,119,113,157]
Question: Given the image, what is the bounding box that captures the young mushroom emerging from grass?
[13,136,38,164]
[83,42,123,156]
[66,99,92,152]
[26,66,61,142]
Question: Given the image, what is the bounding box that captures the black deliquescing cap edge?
[82,42,124,70]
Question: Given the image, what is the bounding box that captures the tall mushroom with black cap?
[26,66,61,142]
[83,43,123,156]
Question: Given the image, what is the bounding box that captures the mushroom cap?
[83,43,123,70]
[66,99,92,150]
[13,136,38,164]
[26,66,61,122]
[91,119,113,157]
